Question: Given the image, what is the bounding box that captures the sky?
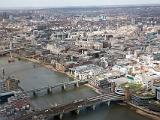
[0,0,160,8]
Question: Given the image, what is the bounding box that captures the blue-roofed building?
[156,87,160,101]
[145,32,157,43]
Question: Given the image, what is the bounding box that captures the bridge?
[19,93,124,120]
[24,80,89,98]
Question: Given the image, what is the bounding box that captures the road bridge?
[19,93,124,120]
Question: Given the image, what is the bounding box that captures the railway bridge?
[19,93,124,120]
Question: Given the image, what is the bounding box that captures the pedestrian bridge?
[24,80,89,98]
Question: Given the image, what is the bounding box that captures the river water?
[0,57,153,120]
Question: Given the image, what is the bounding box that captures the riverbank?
[13,56,160,120]
[85,84,102,95]
[127,102,160,120]
[15,56,106,97]
[14,56,66,74]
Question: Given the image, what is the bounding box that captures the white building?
[46,43,65,54]
[112,65,128,74]
[134,73,155,90]
[75,41,103,50]
[69,64,104,80]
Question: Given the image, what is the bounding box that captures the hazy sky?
[0,0,160,8]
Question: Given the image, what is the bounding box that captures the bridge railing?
[24,80,88,93]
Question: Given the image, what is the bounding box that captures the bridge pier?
[2,68,5,79]
[72,109,80,115]
[92,105,96,110]
[76,109,80,115]
[59,113,63,120]
[71,108,80,115]
[47,87,52,94]
[107,101,111,107]
[62,84,66,90]
[33,91,37,97]
[75,82,79,88]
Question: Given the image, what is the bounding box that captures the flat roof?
[108,77,128,86]
[0,91,15,97]
[0,79,4,81]
[154,83,160,87]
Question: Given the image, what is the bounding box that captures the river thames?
[0,57,153,120]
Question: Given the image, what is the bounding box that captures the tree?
[121,82,143,93]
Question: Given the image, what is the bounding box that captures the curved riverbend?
[0,57,153,120]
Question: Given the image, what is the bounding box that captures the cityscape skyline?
[0,2,160,120]
[0,0,160,8]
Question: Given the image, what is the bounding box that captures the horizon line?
[0,3,160,10]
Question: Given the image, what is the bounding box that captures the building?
[153,53,160,61]
[148,100,160,112]
[46,43,66,54]
[21,49,35,57]
[156,87,160,100]
[131,94,155,106]
[69,64,104,80]
[0,80,7,93]
[5,78,19,91]
[35,49,50,56]
[0,92,31,119]
[90,78,115,93]
[75,41,103,50]
[0,91,15,103]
